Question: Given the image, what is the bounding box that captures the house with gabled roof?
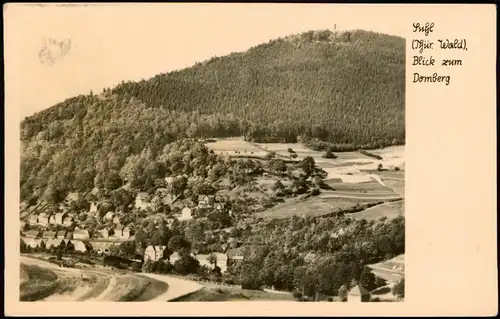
[45,238,65,249]
[56,230,67,239]
[38,212,51,227]
[197,195,216,209]
[135,192,151,210]
[89,202,99,214]
[22,237,40,249]
[28,214,39,226]
[42,231,57,239]
[178,206,193,221]
[54,212,67,225]
[73,228,90,240]
[113,224,131,240]
[71,240,90,253]
[25,230,41,239]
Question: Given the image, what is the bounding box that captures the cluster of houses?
[143,245,244,274]
[21,228,92,253]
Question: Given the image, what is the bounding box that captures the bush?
[292,290,303,300]
[392,278,404,299]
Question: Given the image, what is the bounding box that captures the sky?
[4,3,409,121]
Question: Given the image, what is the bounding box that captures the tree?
[174,253,200,275]
[359,267,385,292]
[392,278,404,299]
[168,235,190,252]
[300,156,315,176]
[323,147,337,159]
[170,176,188,196]
[207,253,218,266]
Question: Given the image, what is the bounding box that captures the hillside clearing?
[346,200,404,221]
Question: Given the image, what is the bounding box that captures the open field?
[171,287,295,302]
[368,254,405,284]
[346,200,404,221]
[256,196,385,219]
[205,137,269,157]
[20,255,170,302]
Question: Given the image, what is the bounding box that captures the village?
[20,187,246,273]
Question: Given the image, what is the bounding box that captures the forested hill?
[20,29,405,202]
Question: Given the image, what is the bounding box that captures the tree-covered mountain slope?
[20,29,405,203]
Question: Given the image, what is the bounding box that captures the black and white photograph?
[14,3,407,304]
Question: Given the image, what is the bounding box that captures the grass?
[20,264,59,301]
[132,275,169,301]
[172,287,295,302]
[256,196,383,219]
[346,200,404,221]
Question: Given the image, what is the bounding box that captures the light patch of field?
[346,200,404,221]
[205,137,268,157]
[368,254,405,284]
[256,196,383,219]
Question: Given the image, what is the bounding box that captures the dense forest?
[20,29,405,204]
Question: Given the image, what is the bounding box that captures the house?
[103,211,114,221]
[197,195,215,208]
[89,202,99,214]
[135,192,151,210]
[45,238,65,249]
[56,230,67,239]
[28,214,39,226]
[71,240,90,253]
[63,216,74,227]
[178,206,193,221]
[65,192,80,203]
[144,245,167,261]
[196,252,229,273]
[99,228,110,239]
[54,212,67,225]
[25,230,40,238]
[226,248,244,265]
[114,225,125,238]
[347,284,371,302]
[73,228,90,240]
[113,225,131,240]
[90,241,115,255]
[22,237,40,249]
[38,213,50,226]
[122,226,131,239]
[42,231,56,239]
[215,203,225,211]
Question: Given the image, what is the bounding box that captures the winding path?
[138,273,203,301]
